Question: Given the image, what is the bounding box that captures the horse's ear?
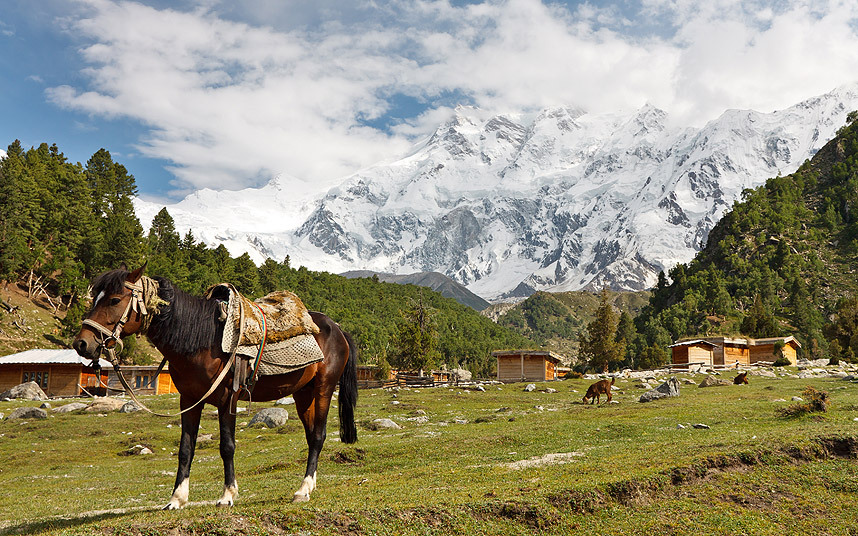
[127,262,147,283]
[119,262,128,271]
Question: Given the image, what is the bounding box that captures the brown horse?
[72,265,357,508]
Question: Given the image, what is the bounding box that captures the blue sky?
[2,0,858,203]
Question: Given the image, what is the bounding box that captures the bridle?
[81,279,150,364]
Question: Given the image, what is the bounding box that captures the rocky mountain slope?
[135,84,858,301]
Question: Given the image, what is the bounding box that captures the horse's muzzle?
[72,336,97,360]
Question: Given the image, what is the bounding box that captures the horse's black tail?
[338,330,359,444]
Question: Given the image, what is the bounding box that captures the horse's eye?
[109,297,122,306]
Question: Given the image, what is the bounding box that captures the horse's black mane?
[90,270,221,357]
[148,276,222,357]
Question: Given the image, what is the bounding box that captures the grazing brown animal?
[733,371,749,385]
[583,377,615,404]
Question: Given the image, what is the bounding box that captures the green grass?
[1,370,858,535]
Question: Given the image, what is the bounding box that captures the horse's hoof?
[215,499,233,508]
[163,502,182,510]
[292,493,310,503]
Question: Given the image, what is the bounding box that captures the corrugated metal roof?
[0,348,112,368]
[668,339,719,348]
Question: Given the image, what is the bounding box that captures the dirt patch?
[501,451,585,470]
[332,448,367,464]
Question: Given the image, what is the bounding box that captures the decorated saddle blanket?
[209,284,324,376]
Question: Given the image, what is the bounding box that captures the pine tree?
[391,295,440,373]
[232,253,260,297]
[580,288,625,372]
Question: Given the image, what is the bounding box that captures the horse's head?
[72,264,152,363]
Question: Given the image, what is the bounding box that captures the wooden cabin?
[493,350,563,382]
[668,339,718,366]
[670,336,801,367]
[0,349,111,397]
[105,365,178,395]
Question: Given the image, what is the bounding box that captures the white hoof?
[163,500,184,510]
[216,482,238,507]
[164,478,189,510]
[292,492,310,503]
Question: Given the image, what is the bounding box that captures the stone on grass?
[639,377,680,403]
[452,368,472,381]
[53,402,88,413]
[8,406,47,420]
[677,423,686,429]
[86,397,126,412]
[698,375,730,388]
[692,423,711,429]
[0,382,47,401]
[120,401,143,413]
[275,396,295,405]
[248,407,289,428]
[40,402,51,409]
[369,418,401,430]
[792,396,804,402]
[127,444,153,455]
[545,388,557,394]
[524,384,536,392]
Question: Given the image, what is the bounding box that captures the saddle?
[208,284,325,377]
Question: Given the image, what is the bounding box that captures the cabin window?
[135,375,150,389]
[22,371,48,389]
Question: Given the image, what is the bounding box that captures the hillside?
[340,270,491,311]
[635,113,858,359]
[493,290,650,358]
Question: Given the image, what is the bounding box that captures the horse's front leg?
[215,404,238,507]
[292,386,329,503]
[164,400,203,510]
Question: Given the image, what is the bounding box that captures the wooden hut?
[104,365,178,395]
[0,349,111,397]
[670,336,801,367]
[493,350,563,382]
[668,339,718,366]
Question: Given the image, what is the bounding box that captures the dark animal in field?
[734,371,749,384]
[72,265,357,507]
[583,377,615,404]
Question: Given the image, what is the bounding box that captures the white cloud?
[46,0,858,196]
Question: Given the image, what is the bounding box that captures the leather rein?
[82,278,243,418]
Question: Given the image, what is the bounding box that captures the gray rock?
[53,402,89,413]
[0,382,47,401]
[197,433,214,444]
[749,369,776,378]
[369,418,401,430]
[8,406,48,420]
[677,423,686,429]
[274,396,295,405]
[524,384,536,392]
[0,412,4,420]
[698,375,730,388]
[248,407,289,428]
[452,368,472,381]
[40,402,51,409]
[692,423,711,429]
[792,396,804,402]
[120,401,143,413]
[127,444,153,455]
[475,385,486,392]
[545,388,557,394]
[639,377,680,403]
[86,397,127,412]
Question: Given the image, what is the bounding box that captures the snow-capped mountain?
[134,84,858,301]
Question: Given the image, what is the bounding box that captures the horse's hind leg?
[292,384,331,502]
[216,405,238,507]
[165,400,203,510]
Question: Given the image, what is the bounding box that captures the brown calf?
[582,377,615,404]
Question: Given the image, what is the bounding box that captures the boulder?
[748,369,777,378]
[639,377,680,403]
[274,396,295,405]
[248,407,289,428]
[40,402,51,409]
[8,406,48,420]
[524,384,536,392]
[120,401,143,413]
[452,368,472,381]
[86,397,127,412]
[698,375,730,388]
[127,444,153,455]
[0,382,47,401]
[368,418,401,430]
[53,402,89,413]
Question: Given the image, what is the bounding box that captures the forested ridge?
[633,112,858,362]
[0,140,533,375]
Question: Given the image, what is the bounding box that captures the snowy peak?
[134,84,858,301]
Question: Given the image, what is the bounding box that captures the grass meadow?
[1,369,858,535]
